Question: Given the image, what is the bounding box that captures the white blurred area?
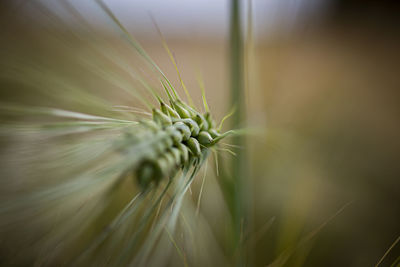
[27,0,332,40]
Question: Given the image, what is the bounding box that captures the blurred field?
[249,25,400,266]
[1,1,400,266]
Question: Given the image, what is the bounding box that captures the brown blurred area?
[249,1,400,266]
[1,0,399,266]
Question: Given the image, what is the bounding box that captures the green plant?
[0,1,244,266]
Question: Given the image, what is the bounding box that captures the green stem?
[229,0,247,265]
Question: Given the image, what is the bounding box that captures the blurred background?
[1,0,399,266]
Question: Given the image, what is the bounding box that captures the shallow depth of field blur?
[1,0,399,266]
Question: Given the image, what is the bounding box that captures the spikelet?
[0,1,235,266]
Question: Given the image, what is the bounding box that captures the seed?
[181,118,200,136]
[153,132,169,153]
[153,108,172,126]
[162,135,173,148]
[175,100,196,117]
[163,152,176,174]
[173,122,191,141]
[169,147,181,166]
[141,120,159,132]
[198,131,213,146]
[195,114,209,131]
[204,112,216,128]
[166,126,183,144]
[156,157,169,177]
[160,101,180,118]
[172,101,191,118]
[209,129,220,138]
[176,143,189,163]
[136,160,161,188]
[186,137,201,157]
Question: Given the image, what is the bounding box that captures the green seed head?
[133,95,231,189]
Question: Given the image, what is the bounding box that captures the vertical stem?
[229,0,246,265]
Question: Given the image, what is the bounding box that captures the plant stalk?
[229,0,247,265]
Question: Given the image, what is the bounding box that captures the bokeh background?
[1,0,399,266]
